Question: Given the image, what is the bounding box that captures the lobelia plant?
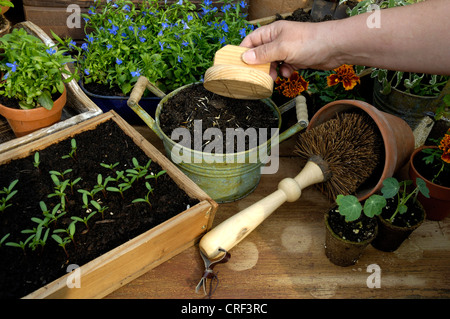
[53,0,254,95]
[0,28,76,110]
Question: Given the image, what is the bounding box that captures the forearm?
[331,0,450,75]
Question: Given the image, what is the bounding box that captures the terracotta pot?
[324,211,378,267]
[409,146,450,221]
[308,99,415,201]
[0,87,67,137]
[371,201,426,252]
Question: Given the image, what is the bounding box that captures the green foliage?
[0,28,75,109]
[336,193,386,222]
[336,176,429,223]
[343,0,449,96]
[0,179,18,213]
[53,0,253,94]
[380,177,429,223]
[0,1,14,7]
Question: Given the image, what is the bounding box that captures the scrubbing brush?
[198,111,383,261]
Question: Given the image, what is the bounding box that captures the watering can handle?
[127,76,167,139]
[128,76,166,106]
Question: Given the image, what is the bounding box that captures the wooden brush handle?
[199,160,325,259]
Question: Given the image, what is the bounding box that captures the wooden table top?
[105,126,450,300]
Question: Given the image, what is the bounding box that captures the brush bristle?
[294,112,383,200]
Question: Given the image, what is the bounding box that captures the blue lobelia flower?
[106,44,113,50]
[159,41,165,51]
[131,69,141,77]
[204,0,212,6]
[86,35,94,43]
[139,37,146,43]
[240,1,247,8]
[68,40,77,48]
[177,0,183,5]
[239,28,246,38]
[178,56,183,63]
[6,61,17,72]
[46,48,56,55]
[116,58,122,65]
[81,43,89,51]
[123,4,130,12]
[221,22,229,33]
[182,40,189,47]
[84,68,90,75]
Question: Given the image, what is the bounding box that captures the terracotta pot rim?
[0,87,67,121]
[324,212,378,246]
[410,146,450,192]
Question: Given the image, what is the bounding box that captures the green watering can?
[127,76,308,203]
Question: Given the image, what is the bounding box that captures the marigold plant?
[422,129,450,185]
[327,64,360,91]
[274,71,308,98]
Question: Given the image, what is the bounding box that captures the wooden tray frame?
[0,111,217,299]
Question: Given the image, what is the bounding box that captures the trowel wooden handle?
[199,160,325,259]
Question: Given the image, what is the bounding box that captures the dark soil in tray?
[0,119,198,298]
[327,208,377,243]
[159,83,279,153]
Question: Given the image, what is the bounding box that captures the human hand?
[240,20,341,80]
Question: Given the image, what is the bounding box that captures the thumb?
[242,43,281,65]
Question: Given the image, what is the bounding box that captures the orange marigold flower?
[327,64,360,91]
[275,71,309,98]
[439,129,450,163]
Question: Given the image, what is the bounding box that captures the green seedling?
[53,220,77,247]
[0,233,10,247]
[49,168,73,180]
[22,225,50,252]
[90,200,108,219]
[93,174,113,198]
[5,236,33,255]
[132,182,153,208]
[126,158,152,181]
[145,170,166,184]
[33,152,40,170]
[381,177,429,223]
[40,202,66,226]
[48,177,69,210]
[100,162,119,171]
[61,138,77,161]
[106,183,131,199]
[78,188,101,200]
[51,234,71,259]
[0,179,18,213]
[71,210,97,232]
[68,177,82,194]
